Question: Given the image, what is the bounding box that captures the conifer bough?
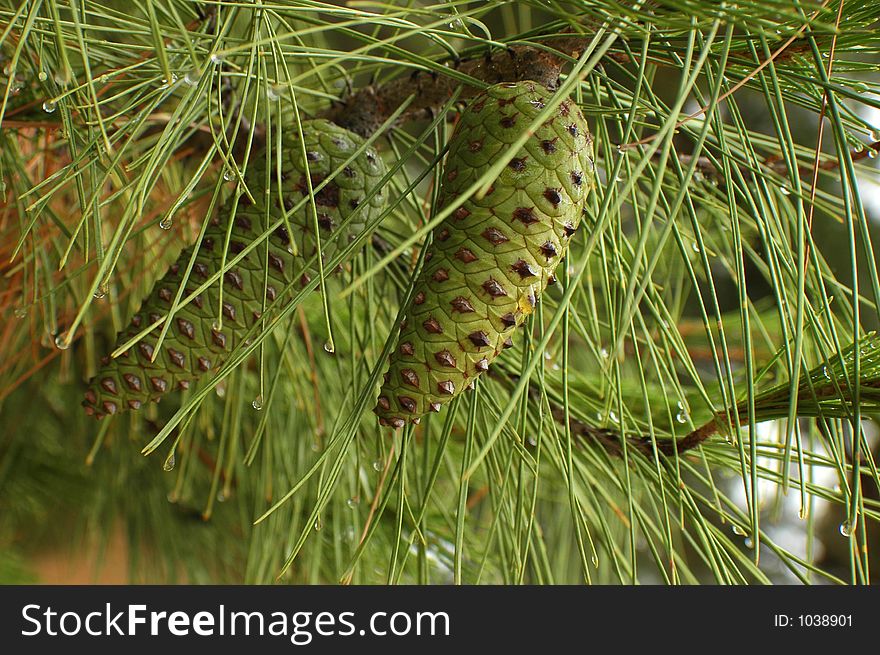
[83,119,388,419]
[375,81,595,427]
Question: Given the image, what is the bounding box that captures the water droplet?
[212,319,222,331]
[732,524,747,536]
[37,70,48,82]
[614,174,624,183]
[166,492,178,503]
[744,537,754,548]
[159,216,173,230]
[314,517,323,531]
[163,451,176,471]
[267,84,283,101]
[217,492,226,503]
[868,149,877,160]
[527,435,537,447]
[871,130,880,142]
[42,99,56,113]
[591,554,599,567]
[780,185,791,196]
[223,168,234,182]
[691,241,701,253]
[183,68,200,86]
[346,497,359,509]
[675,410,688,424]
[372,459,383,472]
[252,394,264,410]
[599,347,609,360]
[839,520,852,537]
[215,381,227,398]
[822,365,831,380]
[608,410,618,424]
[54,332,71,350]
[209,53,224,65]
[53,71,70,86]
[13,307,27,319]
[798,507,808,520]
[344,526,356,543]
[323,340,335,354]
[160,73,178,88]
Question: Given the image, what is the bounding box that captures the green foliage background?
[1,0,880,584]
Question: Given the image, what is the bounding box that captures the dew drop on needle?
[183,69,200,87]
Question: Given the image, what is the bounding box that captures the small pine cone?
[374,82,595,427]
[83,119,388,419]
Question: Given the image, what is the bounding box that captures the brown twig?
[655,138,880,193]
[546,393,722,458]
[320,43,573,137]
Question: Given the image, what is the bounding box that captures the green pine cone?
[374,81,595,427]
[83,119,387,419]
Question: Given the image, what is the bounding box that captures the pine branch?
[554,335,880,459]
[321,24,841,139]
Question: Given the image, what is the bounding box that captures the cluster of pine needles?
[1,0,880,584]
